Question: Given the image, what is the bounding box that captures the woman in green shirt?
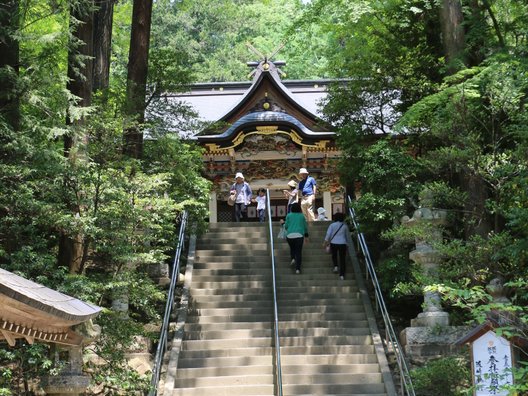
[281,203,309,274]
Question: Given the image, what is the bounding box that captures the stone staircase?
[165,221,394,396]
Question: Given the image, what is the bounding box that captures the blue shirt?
[299,176,316,196]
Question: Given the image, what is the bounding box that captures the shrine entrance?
[188,58,344,222]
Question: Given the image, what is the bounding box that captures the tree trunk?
[59,0,95,274]
[462,172,493,239]
[123,0,153,159]
[466,0,487,66]
[439,0,465,70]
[0,0,20,131]
[93,0,115,92]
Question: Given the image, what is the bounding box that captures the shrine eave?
[196,111,335,145]
[0,268,101,323]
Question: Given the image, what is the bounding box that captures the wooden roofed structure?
[0,268,101,347]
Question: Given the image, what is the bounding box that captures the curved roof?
[0,268,100,322]
[198,111,334,143]
[217,60,324,124]
[0,268,101,346]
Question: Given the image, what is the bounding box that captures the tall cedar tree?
[58,0,95,273]
[93,0,116,91]
[123,0,153,158]
[0,0,20,131]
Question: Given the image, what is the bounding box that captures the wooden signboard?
[472,330,513,395]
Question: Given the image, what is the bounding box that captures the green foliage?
[1,1,211,394]
[410,357,471,396]
[86,311,151,394]
[150,0,331,82]
[347,139,424,235]
[376,253,421,298]
[0,343,55,395]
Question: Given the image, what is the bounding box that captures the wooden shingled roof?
[195,59,336,151]
[0,268,101,346]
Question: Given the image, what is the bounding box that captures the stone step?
[174,371,383,388]
[176,364,273,378]
[177,353,379,370]
[179,344,376,359]
[192,297,361,308]
[171,384,273,396]
[174,374,273,388]
[190,303,364,317]
[181,335,372,351]
[190,279,356,289]
[282,383,387,395]
[184,327,371,340]
[177,355,272,369]
[191,271,350,280]
[281,353,379,365]
[195,250,271,258]
[185,320,368,332]
[186,312,367,324]
[182,335,372,351]
[190,285,359,296]
[179,346,274,359]
[282,372,383,385]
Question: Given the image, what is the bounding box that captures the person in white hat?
[298,168,317,221]
[230,172,252,222]
[316,207,328,221]
[282,180,298,213]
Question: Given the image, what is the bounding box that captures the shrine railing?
[149,210,189,396]
[266,188,283,396]
[347,196,415,396]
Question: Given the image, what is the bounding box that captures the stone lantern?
[399,189,468,362]
[401,188,449,327]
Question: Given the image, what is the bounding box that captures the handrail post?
[266,189,283,396]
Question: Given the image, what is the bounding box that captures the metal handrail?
[266,189,283,396]
[346,196,415,396]
[149,210,189,396]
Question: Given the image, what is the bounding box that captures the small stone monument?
[399,188,468,362]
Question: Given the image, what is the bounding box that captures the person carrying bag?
[323,213,351,280]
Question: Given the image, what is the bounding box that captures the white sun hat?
[299,168,309,174]
[317,207,326,215]
[235,172,244,180]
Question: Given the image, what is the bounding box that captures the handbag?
[325,223,344,253]
[277,226,286,240]
[227,192,236,206]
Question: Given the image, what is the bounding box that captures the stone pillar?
[41,322,101,395]
[41,345,90,396]
[209,191,217,223]
[322,191,332,220]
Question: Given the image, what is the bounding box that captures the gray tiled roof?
[0,268,101,323]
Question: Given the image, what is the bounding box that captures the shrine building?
[172,59,345,222]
